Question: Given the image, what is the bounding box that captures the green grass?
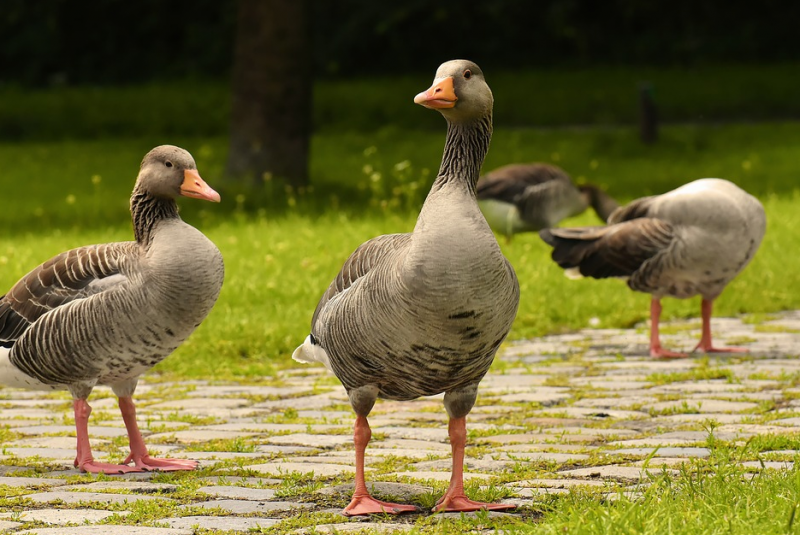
[2,62,800,141]
[2,120,800,379]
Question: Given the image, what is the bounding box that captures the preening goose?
[539,178,765,358]
[0,145,224,473]
[477,163,619,240]
[293,60,519,515]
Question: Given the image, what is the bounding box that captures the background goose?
[539,178,765,358]
[293,60,519,515]
[0,145,224,473]
[477,163,619,240]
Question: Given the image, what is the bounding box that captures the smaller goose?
[477,163,619,240]
[0,145,224,473]
[294,60,518,515]
[539,178,765,358]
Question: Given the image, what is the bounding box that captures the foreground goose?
[539,179,765,358]
[293,60,519,515]
[477,163,619,240]
[0,145,224,473]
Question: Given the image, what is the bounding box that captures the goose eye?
[165,161,173,168]
[463,69,472,79]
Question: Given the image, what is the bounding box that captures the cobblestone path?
[0,311,798,533]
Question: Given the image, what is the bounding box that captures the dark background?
[3,0,797,87]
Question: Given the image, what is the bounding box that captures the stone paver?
[1,311,799,532]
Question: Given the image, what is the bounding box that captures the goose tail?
[292,334,333,372]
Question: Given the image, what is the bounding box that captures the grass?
[2,62,800,140]
[1,120,800,379]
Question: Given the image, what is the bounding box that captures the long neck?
[130,186,180,245]
[580,185,620,223]
[431,114,492,196]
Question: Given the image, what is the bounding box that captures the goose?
[477,163,619,240]
[0,145,224,473]
[293,60,519,515]
[539,178,765,358]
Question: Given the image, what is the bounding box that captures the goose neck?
[130,187,180,245]
[432,115,492,195]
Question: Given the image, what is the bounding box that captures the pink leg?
[118,397,197,471]
[649,298,689,359]
[73,399,142,474]
[433,416,515,513]
[343,415,418,516]
[693,299,750,354]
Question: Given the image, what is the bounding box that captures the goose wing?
[0,242,137,348]
[311,233,411,327]
[540,218,675,279]
[477,163,570,204]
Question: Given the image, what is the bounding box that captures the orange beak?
[414,76,457,109]
[180,169,221,203]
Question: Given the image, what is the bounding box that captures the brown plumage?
[540,178,765,358]
[476,163,618,240]
[294,60,519,515]
[0,145,224,473]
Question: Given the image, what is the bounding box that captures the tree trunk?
[226,0,311,188]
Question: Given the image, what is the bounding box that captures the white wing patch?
[292,335,333,373]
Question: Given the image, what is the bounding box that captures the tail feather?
[540,218,674,280]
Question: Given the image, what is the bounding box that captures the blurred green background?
[1,0,799,377]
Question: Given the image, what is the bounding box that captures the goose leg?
[117,397,198,471]
[693,298,750,354]
[343,415,418,516]
[433,416,515,512]
[649,298,689,359]
[73,399,142,474]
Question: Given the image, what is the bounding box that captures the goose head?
[137,145,220,203]
[414,60,493,123]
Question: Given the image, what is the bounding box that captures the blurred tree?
[225,0,311,188]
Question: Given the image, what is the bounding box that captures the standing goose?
[539,179,765,358]
[477,163,619,240]
[0,145,224,473]
[293,60,519,515]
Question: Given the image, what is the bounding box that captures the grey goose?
[0,145,224,473]
[477,163,619,240]
[540,178,765,358]
[293,60,519,515]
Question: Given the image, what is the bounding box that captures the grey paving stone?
[375,426,449,442]
[614,447,710,458]
[146,429,257,443]
[247,461,358,477]
[61,480,177,493]
[182,498,312,513]
[0,476,67,488]
[559,465,679,481]
[4,447,76,459]
[164,516,278,531]
[410,459,514,471]
[293,523,414,534]
[201,476,281,486]
[196,485,277,500]
[17,528,191,535]
[492,451,591,463]
[147,398,250,410]
[371,439,451,451]
[0,520,22,531]
[14,425,128,438]
[265,433,352,448]
[0,508,129,525]
[530,407,650,419]
[509,478,610,488]
[398,471,491,482]
[498,443,593,453]
[26,491,172,505]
